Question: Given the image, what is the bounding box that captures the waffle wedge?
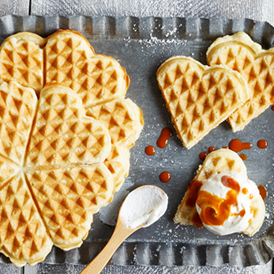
[174,149,265,236]
[45,30,129,108]
[157,56,249,149]
[207,32,274,131]
[0,33,45,95]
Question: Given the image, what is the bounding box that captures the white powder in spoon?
[119,185,168,229]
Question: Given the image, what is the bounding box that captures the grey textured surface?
[0,1,274,274]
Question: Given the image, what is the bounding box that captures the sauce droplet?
[208,146,215,152]
[229,139,252,152]
[257,140,268,149]
[242,187,248,194]
[199,152,207,160]
[157,127,173,148]
[239,153,247,161]
[145,145,156,156]
[271,105,274,111]
[258,185,267,200]
[222,146,228,149]
[159,171,171,183]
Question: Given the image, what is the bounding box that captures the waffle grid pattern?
[207,32,274,131]
[157,56,249,148]
[0,29,143,267]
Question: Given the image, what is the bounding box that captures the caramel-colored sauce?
[258,185,267,200]
[191,212,204,228]
[145,145,156,156]
[242,187,248,194]
[231,209,246,217]
[272,105,274,111]
[157,127,173,148]
[199,152,207,161]
[229,139,252,152]
[221,175,240,193]
[222,146,228,149]
[208,146,215,152]
[257,139,268,149]
[239,153,247,161]
[159,171,171,183]
[185,180,203,207]
[196,175,241,226]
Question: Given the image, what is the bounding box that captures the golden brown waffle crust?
[206,32,274,132]
[174,149,265,236]
[157,56,249,149]
[206,32,262,58]
[0,32,46,48]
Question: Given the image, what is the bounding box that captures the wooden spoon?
[80,185,168,274]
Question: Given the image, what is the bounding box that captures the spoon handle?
[80,220,135,274]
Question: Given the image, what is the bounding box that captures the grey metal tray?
[0,15,274,268]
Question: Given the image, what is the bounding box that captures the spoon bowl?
[80,185,168,274]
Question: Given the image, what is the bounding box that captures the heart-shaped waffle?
[0,81,113,266]
[207,32,274,131]
[45,30,129,108]
[0,30,143,266]
[174,149,265,236]
[156,56,249,149]
[0,33,45,94]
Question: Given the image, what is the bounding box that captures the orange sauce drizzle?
[196,175,241,226]
[229,139,252,152]
[191,212,204,228]
[239,153,247,161]
[208,146,215,152]
[157,127,173,148]
[185,180,203,207]
[258,185,267,200]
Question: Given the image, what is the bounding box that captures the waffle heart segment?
[157,56,249,149]
[0,33,45,95]
[0,173,53,267]
[45,30,129,108]
[25,164,113,250]
[0,81,37,165]
[25,84,111,168]
[207,32,274,131]
[174,149,265,236]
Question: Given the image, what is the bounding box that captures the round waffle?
[0,30,143,266]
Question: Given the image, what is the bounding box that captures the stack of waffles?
[157,32,274,149]
[206,31,274,131]
[0,30,143,266]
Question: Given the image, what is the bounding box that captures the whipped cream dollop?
[119,185,168,229]
[196,171,260,235]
